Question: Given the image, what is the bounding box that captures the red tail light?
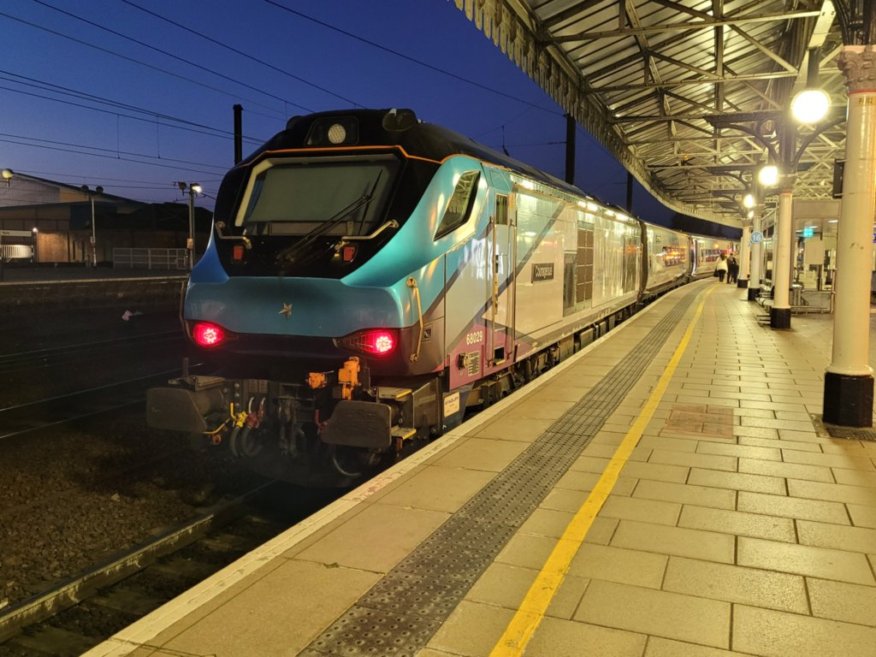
[192,321,226,348]
[337,328,398,356]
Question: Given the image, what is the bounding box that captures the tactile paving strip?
[818,416,876,441]
[299,289,699,657]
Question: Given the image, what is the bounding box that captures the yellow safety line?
[489,285,715,657]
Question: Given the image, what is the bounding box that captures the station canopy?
[455,0,848,228]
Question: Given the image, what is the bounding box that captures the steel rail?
[0,481,277,644]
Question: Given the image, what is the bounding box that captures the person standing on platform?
[716,254,728,282]
[727,254,738,284]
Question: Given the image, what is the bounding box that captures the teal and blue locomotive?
[146,108,734,485]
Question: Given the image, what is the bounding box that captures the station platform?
[86,279,876,657]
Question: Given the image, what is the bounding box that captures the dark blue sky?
[1,0,673,223]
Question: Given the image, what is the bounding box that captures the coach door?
[486,194,515,368]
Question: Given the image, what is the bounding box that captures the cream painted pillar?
[824,45,876,427]
[738,222,751,288]
[770,189,794,328]
[747,208,764,300]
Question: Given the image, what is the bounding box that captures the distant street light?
[81,184,103,267]
[0,169,11,280]
[178,182,202,270]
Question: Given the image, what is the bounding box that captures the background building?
[0,172,211,264]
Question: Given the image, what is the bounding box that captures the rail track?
[0,330,183,377]
[0,370,184,441]
[0,481,336,656]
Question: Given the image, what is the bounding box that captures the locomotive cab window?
[495,194,509,225]
[236,156,399,236]
[435,171,480,239]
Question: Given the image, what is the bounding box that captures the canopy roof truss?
[455,0,848,227]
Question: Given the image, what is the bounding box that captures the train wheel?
[330,445,379,478]
[522,359,534,383]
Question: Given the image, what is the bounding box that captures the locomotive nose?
[185,277,405,341]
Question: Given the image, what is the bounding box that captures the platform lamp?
[80,184,103,267]
[178,182,202,270]
[738,190,757,292]
[0,169,10,281]
[754,62,830,329]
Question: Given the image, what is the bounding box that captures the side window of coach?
[435,171,480,239]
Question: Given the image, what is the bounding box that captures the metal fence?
[0,244,33,262]
[113,248,188,270]
[794,289,834,314]
[756,284,834,315]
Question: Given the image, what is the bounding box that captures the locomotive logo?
[279,303,293,318]
[531,262,555,282]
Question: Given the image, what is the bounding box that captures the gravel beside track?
[0,281,267,616]
[0,412,264,612]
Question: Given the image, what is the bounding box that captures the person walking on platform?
[716,254,728,283]
[727,254,738,284]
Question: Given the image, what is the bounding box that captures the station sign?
[0,230,33,238]
[751,231,764,244]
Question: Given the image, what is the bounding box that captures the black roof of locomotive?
[243,108,583,197]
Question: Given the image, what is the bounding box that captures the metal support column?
[234,104,243,165]
[823,45,876,427]
[187,188,196,271]
[564,113,575,185]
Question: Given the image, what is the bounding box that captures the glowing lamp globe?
[758,165,779,188]
[791,89,830,124]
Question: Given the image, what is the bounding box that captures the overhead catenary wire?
[5,169,229,203]
[0,70,268,145]
[12,170,222,186]
[0,80,268,147]
[120,0,363,110]
[0,7,288,118]
[2,2,567,208]
[0,132,228,177]
[262,0,561,116]
[26,0,309,115]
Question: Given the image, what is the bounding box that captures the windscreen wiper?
[275,171,385,269]
[274,191,373,267]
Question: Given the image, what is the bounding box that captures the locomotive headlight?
[305,116,359,146]
[327,123,347,144]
